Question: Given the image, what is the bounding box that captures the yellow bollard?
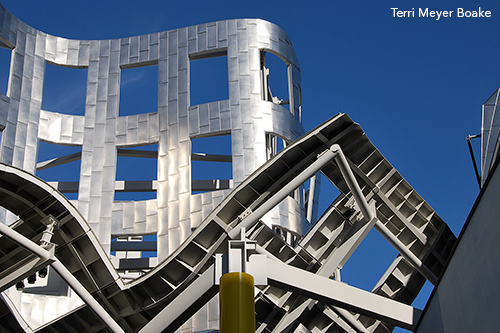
[219,272,255,333]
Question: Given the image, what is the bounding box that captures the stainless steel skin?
[0,11,305,254]
[0,4,307,331]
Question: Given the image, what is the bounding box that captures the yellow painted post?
[219,272,255,333]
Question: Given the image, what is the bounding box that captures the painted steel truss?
[0,114,455,333]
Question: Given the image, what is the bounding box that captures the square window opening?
[261,51,291,112]
[42,63,87,115]
[119,64,158,116]
[115,144,158,201]
[36,141,82,200]
[191,133,232,194]
[190,51,229,106]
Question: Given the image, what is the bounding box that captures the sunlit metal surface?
[0,3,458,333]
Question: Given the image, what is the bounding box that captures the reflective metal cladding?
[0,4,308,330]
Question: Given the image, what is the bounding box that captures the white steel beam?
[0,223,125,333]
[138,265,217,333]
[374,220,438,285]
[266,258,421,330]
[229,144,374,240]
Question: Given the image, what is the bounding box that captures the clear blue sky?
[1,1,499,331]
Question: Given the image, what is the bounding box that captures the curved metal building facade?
[0,8,306,257]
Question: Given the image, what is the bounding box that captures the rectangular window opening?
[111,234,158,279]
[190,51,229,106]
[119,64,158,116]
[261,50,291,112]
[36,141,82,200]
[115,144,158,201]
[191,133,232,194]
[0,46,11,95]
[42,63,87,115]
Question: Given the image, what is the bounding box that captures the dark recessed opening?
[115,144,158,201]
[190,52,228,106]
[261,51,290,111]
[42,63,87,115]
[0,46,11,95]
[120,64,158,116]
[191,133,232,193]
[36,141,82,200]
[111,234,157,259]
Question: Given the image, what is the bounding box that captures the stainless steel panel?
[237,28,248,53]
[100,190,114,217]
[35,33,46,57]
[168,123,179,149]
[67,48,78,66]
[89,40,100,61]
[207,24,217,49]
[227,54,239,85]
[239,75,250,100]
[197,32,206,53]
[247,22,258,48]
[168,100,178,125]
[140,35,148,52]
[209,102,220,121]
[95,101,106,124]
[107,73,119,97]
[179,192,190,220]
[178,28,187,48]
[188,38,197,55]
[156,179,169,208]
[220,108,231,131]
[159,35,168,60]
[148,112,159,140]
[25,32,36,56]
[20,77,32,101]
[78,41,90,66]
[168,199,179,229]
[119,38,129,66]
[168,53,177,78]
[228,79,240,104]
[178,68,188,93]
[137,118,148,142]
[168,146,179,176]
[98,57,109,79]
[107,95,118,119]
[96,78,108,102]
[15,31,26,55]
[158,81,168,109]
[150,43,158,61]
[109,51,119,74]
[139,50,148,63]
[135,200,147,223]
[168,31,177,56]
[123,200,134,229]
[198,103,209,127]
